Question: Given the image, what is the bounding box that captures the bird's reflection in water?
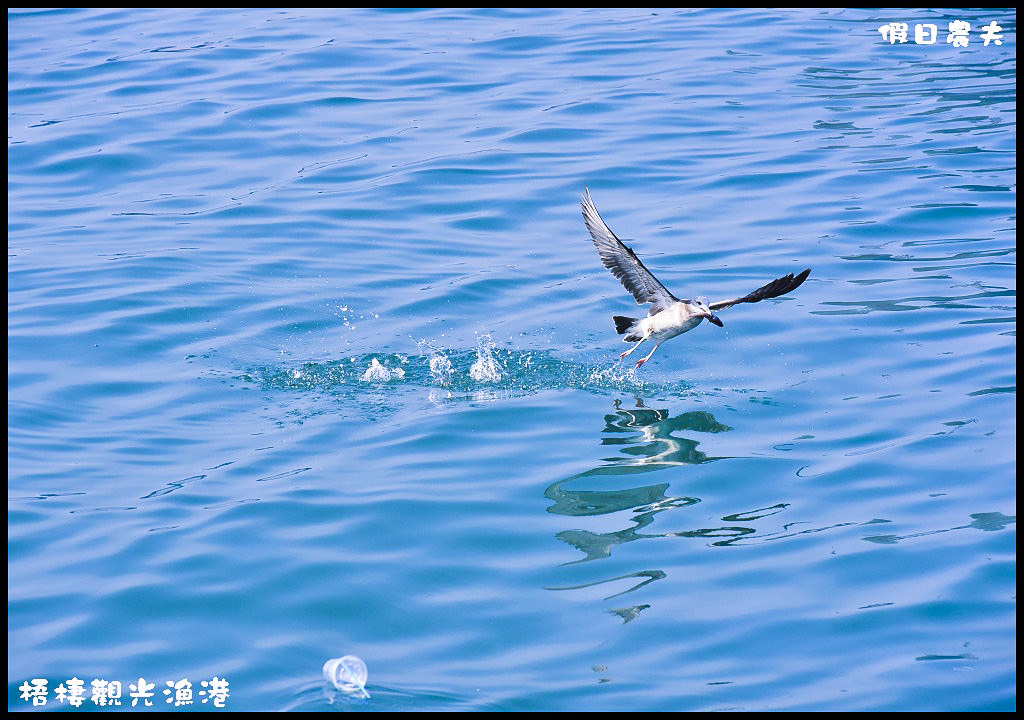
[596,398,734,471]
[546,399,734,549]
[545,399,789,611]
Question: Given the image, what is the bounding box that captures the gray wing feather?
[582,189,677,314]
[709,268,811,311]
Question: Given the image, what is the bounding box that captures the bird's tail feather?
[613,315,641,341]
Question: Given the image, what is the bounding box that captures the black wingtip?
[789,268,811,292]
[768,268,811,298]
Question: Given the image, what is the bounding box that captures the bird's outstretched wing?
[709,268,811,311]
[582,189,678,314]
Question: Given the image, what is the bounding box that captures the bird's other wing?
[582,189,678,314]
[709,268,811,311]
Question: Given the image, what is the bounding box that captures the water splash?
[245,350,687,399]
[429,352,455,382]
[240,333,698,406]
[469,343,503,382]
[360,357,406,382]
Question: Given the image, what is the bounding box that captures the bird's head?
[693,297,724,327]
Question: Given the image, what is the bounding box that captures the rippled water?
[9,8,1015,712]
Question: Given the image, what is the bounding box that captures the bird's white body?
[631,302,704,342]
[617,300,713,366]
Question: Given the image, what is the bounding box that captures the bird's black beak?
[708,314,724,327]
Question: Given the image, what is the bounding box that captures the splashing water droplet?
[429,353,455,380]
[360,358,405,382]
[470,345,502,382]
[361,358,390,381]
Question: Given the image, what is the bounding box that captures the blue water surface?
[8,8,1015,712]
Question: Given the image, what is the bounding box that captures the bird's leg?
[619,339,645,360]
[634,341,663,368]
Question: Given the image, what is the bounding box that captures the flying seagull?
[582,189,811,368]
